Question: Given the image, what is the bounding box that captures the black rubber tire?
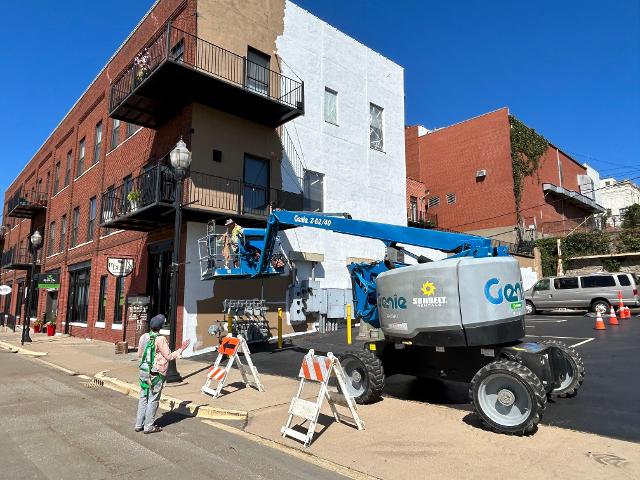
[537,339,585,398]
[339,350,385,405]
[591,298,611,314]
[469,360,546,436]
[525,300,536,315]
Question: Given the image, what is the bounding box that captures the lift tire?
[339,350,385,405]
[537,339,585,398]
[469,360,546,436]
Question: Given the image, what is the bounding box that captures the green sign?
[38,273,60,290]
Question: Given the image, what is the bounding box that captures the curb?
[93,371,248,422]
[0,340,48,357]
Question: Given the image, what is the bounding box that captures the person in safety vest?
[134,314,190,434]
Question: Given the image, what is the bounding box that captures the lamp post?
[165,139,192,383]
[21,230,42,345]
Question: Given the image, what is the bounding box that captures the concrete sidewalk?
[1,329,639,479]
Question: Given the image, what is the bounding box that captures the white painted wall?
[581,164,603,205]
[275,2,412,288]
[600,177,640,222]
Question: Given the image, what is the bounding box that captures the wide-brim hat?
[224,219,235,226]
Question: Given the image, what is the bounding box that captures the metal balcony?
[1,247,41,270]
[6,189,47,219]
[109,24,304,129]
[100,164,304,232]
[407,208,438,229]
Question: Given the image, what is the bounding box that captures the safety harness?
[139,332,164,396]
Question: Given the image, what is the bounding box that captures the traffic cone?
[608,306,619,326]
[594,311,606,330]
[618,291,628,318]
[624,306,632,319]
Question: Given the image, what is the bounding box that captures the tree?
[622,204,640,228]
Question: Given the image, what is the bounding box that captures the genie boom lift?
[199,210,585,435]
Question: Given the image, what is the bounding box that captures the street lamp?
[21,230,42,345]
[165,138,192,383]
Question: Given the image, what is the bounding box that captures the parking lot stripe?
[568,338,595,348]
[525,335,595,348]
[527,320,568,323]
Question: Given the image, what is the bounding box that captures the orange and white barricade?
[281,349,364,447]
[201,334,264,398]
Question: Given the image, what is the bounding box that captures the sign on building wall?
[107,257,134,277]
[0,285,11,296]
[37,273,60,290]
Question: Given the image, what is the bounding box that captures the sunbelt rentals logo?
[413,280,447,308]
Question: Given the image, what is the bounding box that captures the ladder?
[201,334,264,398]
[281,349,365,447]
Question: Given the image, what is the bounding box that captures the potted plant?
[134,49,152,84]
[127,190,142,211]
[46,317,57,337]
[33,317,44,334]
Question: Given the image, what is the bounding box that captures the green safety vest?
[139,332,165,396]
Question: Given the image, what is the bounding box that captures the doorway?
[243,154,270,214]
[65,265,91,333]
[246,47,270,95]
[14,282,24,325]
[45,290,59,324]
[148,241,172,329]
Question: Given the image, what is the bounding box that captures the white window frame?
[324,87,338,125]
[369,103,384,152]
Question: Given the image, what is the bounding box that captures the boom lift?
[199,210,585,435]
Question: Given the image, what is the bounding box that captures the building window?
[66,266,90,325]
[60,215,67,251]
[94,121,102,164]
[369,103,384,151]
[126,122,138,138]
[428,196,440,208]
[102,185,116,236]
[71,207,80,247]
[170,39,185,62]
[110,119,120,150]
[77,138,85,177]
[53,162,60,194]
[113,276,125,325]
[410,196,418,221]
[97,275,108,324]
[48,221,56,254]
[446,193,456,205]
[87,197,96,241]
[65,151,72,186]
[45,172,50,196]
[246,47,270,95]
[324,87,338,125]
[303,170,324,212]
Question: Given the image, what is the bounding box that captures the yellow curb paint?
[202,420,377,480]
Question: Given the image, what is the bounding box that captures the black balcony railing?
[490,239,535,257]
[109,24,304,129]
[407,208,438,229]
[6,189,47,218]
[100,165,304,231]
[1,246,41,270]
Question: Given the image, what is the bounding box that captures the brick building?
[405,108,604,245]
[1,0,406,356]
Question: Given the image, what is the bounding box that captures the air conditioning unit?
[475,169,487,178]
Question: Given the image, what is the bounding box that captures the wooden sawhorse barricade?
[281,349,365,447]
[201,334,264,398]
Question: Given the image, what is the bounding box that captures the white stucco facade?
[600,177,640,224]
[275,1,408,289]
[580,164,603,206]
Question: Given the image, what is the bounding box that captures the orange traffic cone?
[624,306,632,319]
[594,311,606,330]
[618,291,628,318]
[609,306,619,326]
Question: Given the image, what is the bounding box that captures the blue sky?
[1,0,638,203]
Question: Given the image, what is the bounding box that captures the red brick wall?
[406,108,592,236]
[1,0,196,345]
[406,177,428,220]
[407,108,517,232]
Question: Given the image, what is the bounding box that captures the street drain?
[586,452,628,467]
[82,378,104,390]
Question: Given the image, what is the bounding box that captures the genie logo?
[378,294,407,310]
[484,278,524,308]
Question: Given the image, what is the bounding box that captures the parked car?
[525,272,639,314]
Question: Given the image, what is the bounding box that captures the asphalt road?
[197,312,640,443]
[0,351,346,480]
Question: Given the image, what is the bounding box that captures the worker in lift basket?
[222,218,243,268]
[135,314,190,434]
